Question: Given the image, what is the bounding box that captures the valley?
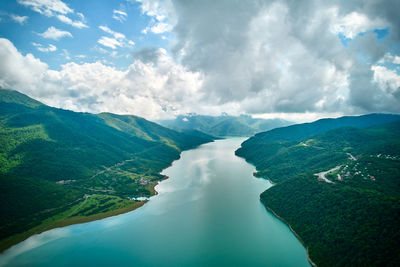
[0,88,214,251]
[1,1,399,265]
[1,89,400,266]
[0,139,311,267]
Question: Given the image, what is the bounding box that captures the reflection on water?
[0,138,310,267]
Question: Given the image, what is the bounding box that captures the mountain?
[159,114,292,137]
[242,113,400,145]
[0,88,214,251]
[236,115,400,266]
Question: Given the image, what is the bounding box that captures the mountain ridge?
[159,114,292,137]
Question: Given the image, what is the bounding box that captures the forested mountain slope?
[0,89,213,251]
[236,116,400,266]
[241,113,400,145]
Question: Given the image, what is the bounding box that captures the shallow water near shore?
[0,138,309,267]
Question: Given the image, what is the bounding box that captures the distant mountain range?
[159,114,292,137]
[0,88,214,251]
[236,113,400,266]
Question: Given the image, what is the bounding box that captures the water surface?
[1,138,309,266]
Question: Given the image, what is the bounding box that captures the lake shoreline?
[0,141,213,254]
[238,144,315,266]
[2,138,311,266]
[252,171,316,266]
[262,203,317,267]
[0,200,146,254]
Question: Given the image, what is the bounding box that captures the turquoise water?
[0,138,310,266]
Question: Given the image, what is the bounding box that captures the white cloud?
[380,53,400,65]
[142,21,171,34]
[39,44,57,52]
[112,10,127,22]
[253,112,345,124]
[159,0,400,115]
[10,14,29,25]
[32,42,57,52]
[0,39,203,120]
[99,26,125,39]
[98,26,134,49]
[331,11,387,39]
[56,14,87,28]
[0,38,48,91]
[18,0,88,28]
[136,0,174,34]
[38,26,72,40]
[150,22,170,33]
[97,37,121,50]
[5,0,400,119]
[136,0,171,21]
[372,65,400,94]
[17,0,72,16]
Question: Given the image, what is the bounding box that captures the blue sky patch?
[0,0,169,70]
[374,28,389,39]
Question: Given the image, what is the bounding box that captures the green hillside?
[0,89,213,251]
[159,114,292,137]
[241,113,400,146]
[236,117,400,266]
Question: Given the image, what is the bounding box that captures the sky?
[0,0,399,122]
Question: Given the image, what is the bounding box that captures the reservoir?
[1,138,310,266]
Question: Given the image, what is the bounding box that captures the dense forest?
[0,89,214,251]
[236,115,400,266]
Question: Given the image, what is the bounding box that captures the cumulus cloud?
[38,26,72,40]
[133,47,165,63]
[4,0,400,121]
[137,0,174,34]
[112,10,127,22]
[18,0,88,28]
[163,0,400,116]
[372,65,400,97]
[170,1,349,114]
[331,11,387,39]
[0,39,48,92]
[0,38,203,120]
